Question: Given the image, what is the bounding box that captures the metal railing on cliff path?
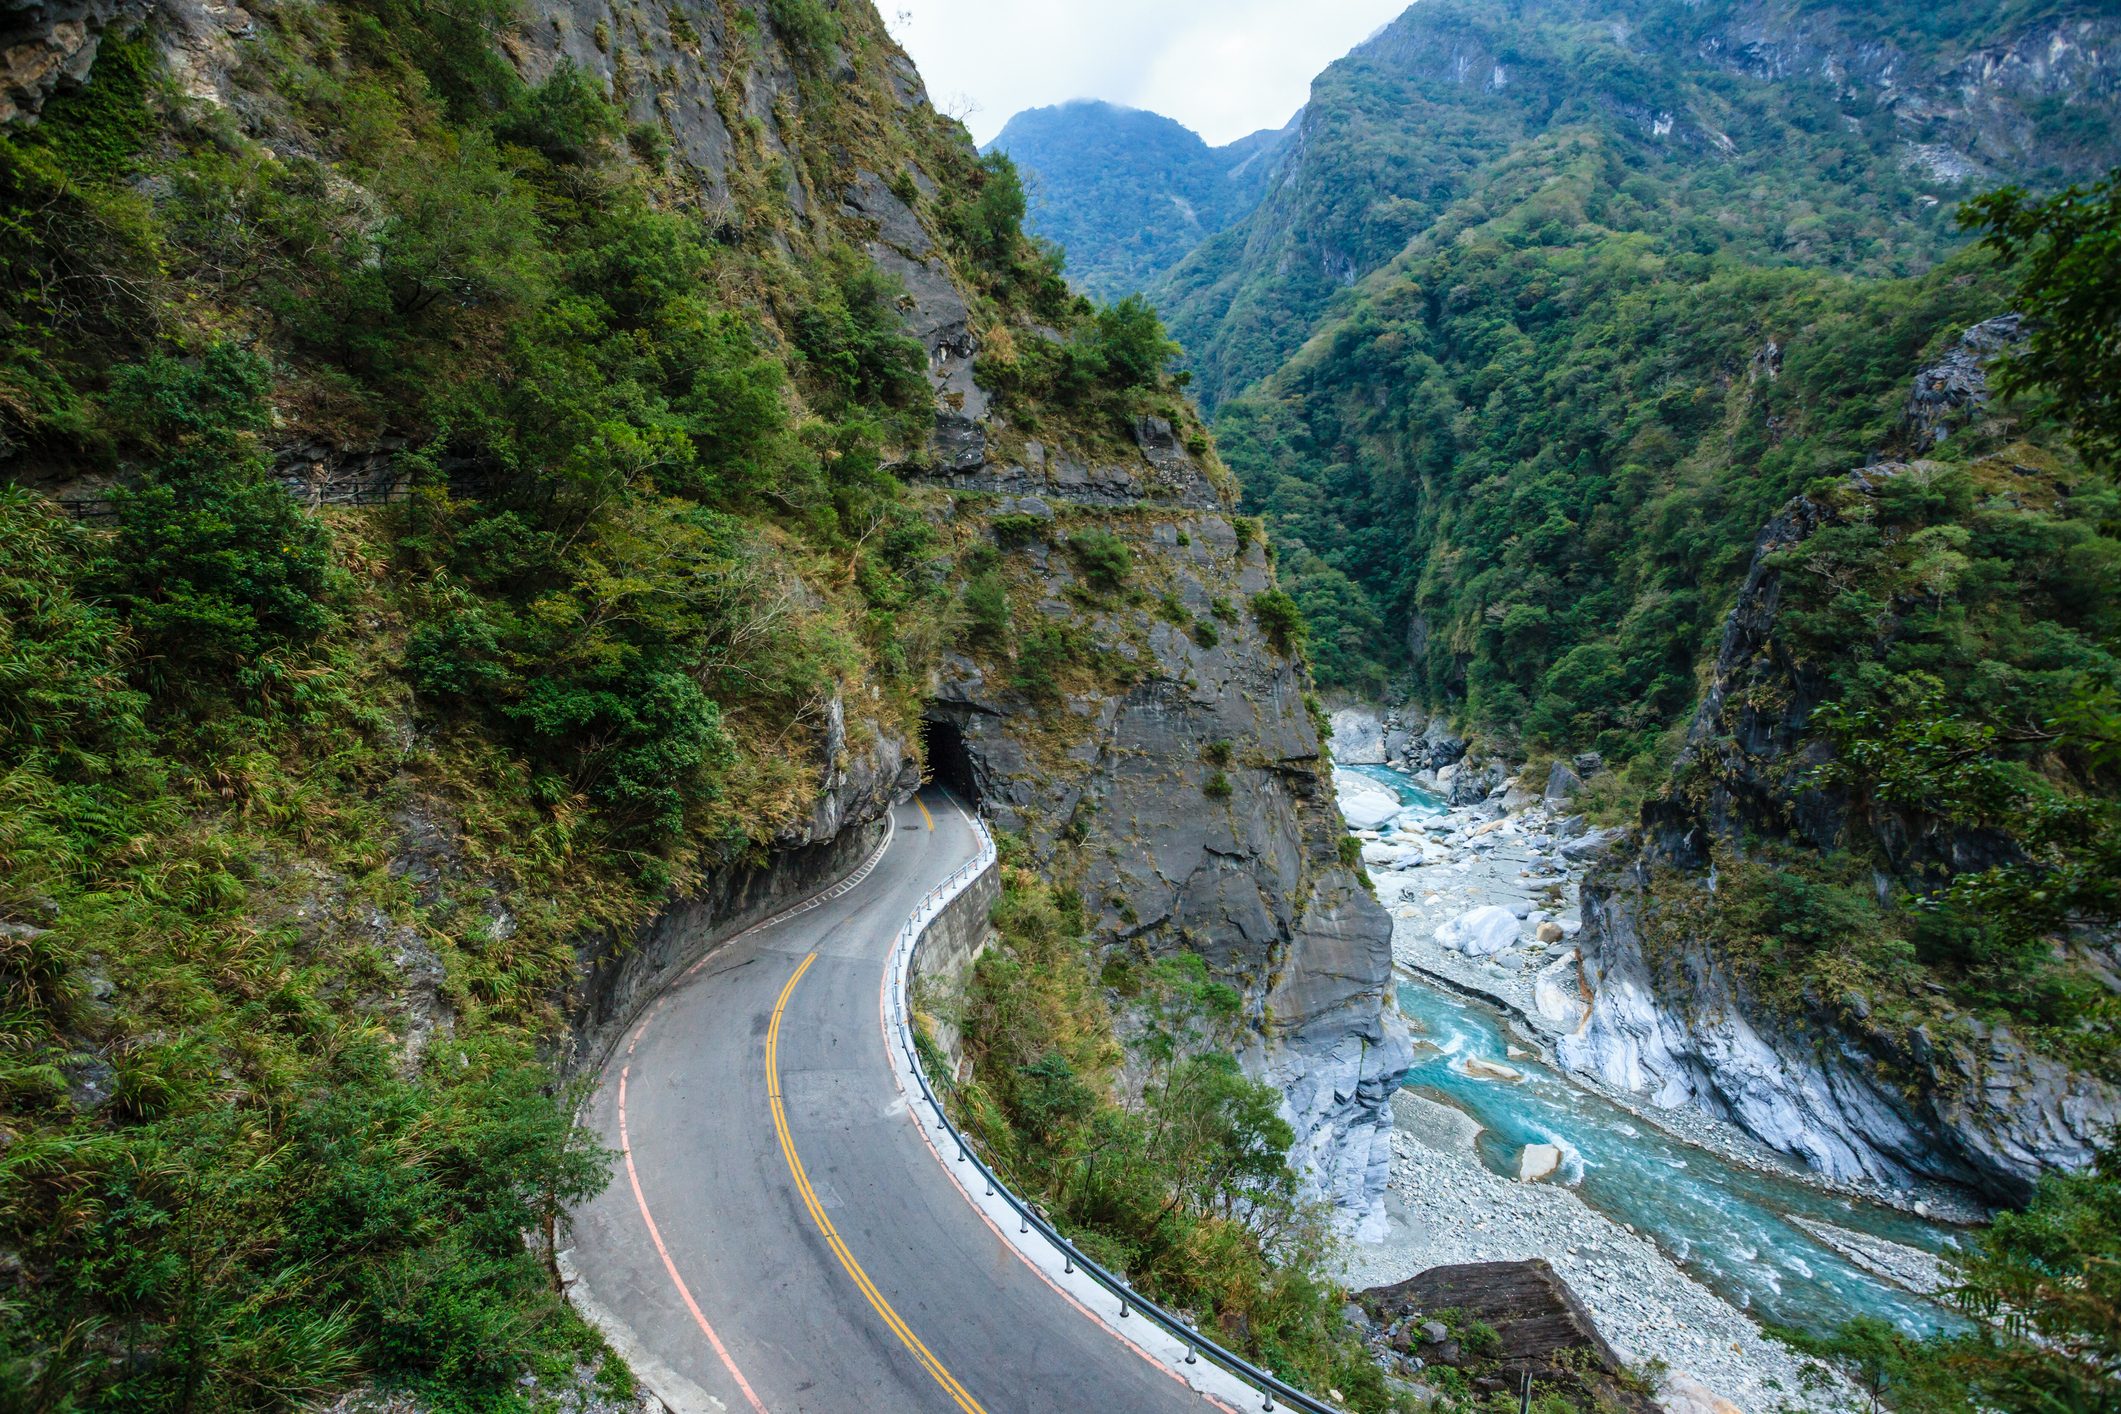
[885,795,1343,1414]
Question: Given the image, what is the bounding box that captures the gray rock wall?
[1567,855,2118,1204]
[2,0,149,124]
[928,492,1411,1233]
[567,816,890,1078]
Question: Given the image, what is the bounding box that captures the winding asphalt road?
[566,788,1218,1414]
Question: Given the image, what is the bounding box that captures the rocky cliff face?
[923,427,1412,1234]
[1697,4,2120,184]
[1562,322,2121,1204]
[510,0,1411,1221]
[3,0,142,123]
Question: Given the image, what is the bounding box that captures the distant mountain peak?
[984,99,1296,300]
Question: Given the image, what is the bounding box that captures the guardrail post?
[1184,1342,1197,1366]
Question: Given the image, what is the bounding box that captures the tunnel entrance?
[921,715,979,804]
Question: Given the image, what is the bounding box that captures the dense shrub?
[792,246,930,412]
[1250,590,1307,656]
[1065,528,1132,591]
[961,572,1012,648]
[1012,624,1074,702]
[99,348,336,686]
[1792,1141,2121,1414]
[1091,295,1179,389]
[947,152,1029,271]
[950,873,1393,1410]
[1963,170,2121,469]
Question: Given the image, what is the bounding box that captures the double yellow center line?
[766,952,989,1414]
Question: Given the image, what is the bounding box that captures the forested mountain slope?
[1157,0,2121,410]
[1191,0,2121,1205]
[0,2,1399,1409]
[921,2,2119,1405]
[985,99,1294,300]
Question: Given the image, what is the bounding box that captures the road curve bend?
[565,789,1221,1414]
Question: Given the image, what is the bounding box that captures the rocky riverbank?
[1325,718,1942,1410]
[1344,1092,1845,1413]
[1336,728,1988,1220]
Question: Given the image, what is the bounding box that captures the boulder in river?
[1335,769,1403,830]
[1436,904,1521,957]
[1463,1056,1524,1082]
[1517,1143,1564,1182]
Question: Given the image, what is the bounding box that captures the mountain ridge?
[1147,0,2121,409]
[984,98,1296,300]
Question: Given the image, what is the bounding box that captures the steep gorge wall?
[512,0,1414,1227]
[922,430,1413,1231]
[1561,326,2121,1204]
[9,0,1407,1226]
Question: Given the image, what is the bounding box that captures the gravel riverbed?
[1344,1092,1845,1413]
[1333,771,1883,1412]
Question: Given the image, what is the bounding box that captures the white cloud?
[886,0,1412,146]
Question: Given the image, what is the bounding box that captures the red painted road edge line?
[602,818,899,1413]
[618,1056,771,1414]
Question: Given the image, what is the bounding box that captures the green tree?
[1066,529,1132,591]
[961,572,1012,648]
[1092,295,1178,390]
[1962,169,2121,470]
[953,152,1029,270]
[99,347,336,686]
[793,246,930,411]
[1250,590,1307,656]
[1941,1143,2121,1411]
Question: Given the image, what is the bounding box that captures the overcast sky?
[884,1,1413,147]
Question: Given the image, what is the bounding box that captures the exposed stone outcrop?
[928,495,1412,1233]
[1905,314,2025,451]
[1355,1260,1655,1413]
[1702,7,2121,181]
[1562,319,2120,1204]
[813,66,1414,1233]
[1564,861,2117,1202]
[2,0,148,124]
[1327,705,1389,765]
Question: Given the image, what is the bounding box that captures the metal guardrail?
[886,800,1341,1414]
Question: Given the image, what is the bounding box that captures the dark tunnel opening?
[920,715,979,805]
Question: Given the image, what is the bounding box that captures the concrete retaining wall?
[908,861,1000,1072]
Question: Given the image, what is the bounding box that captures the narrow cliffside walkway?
[563,790,1219,1414]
